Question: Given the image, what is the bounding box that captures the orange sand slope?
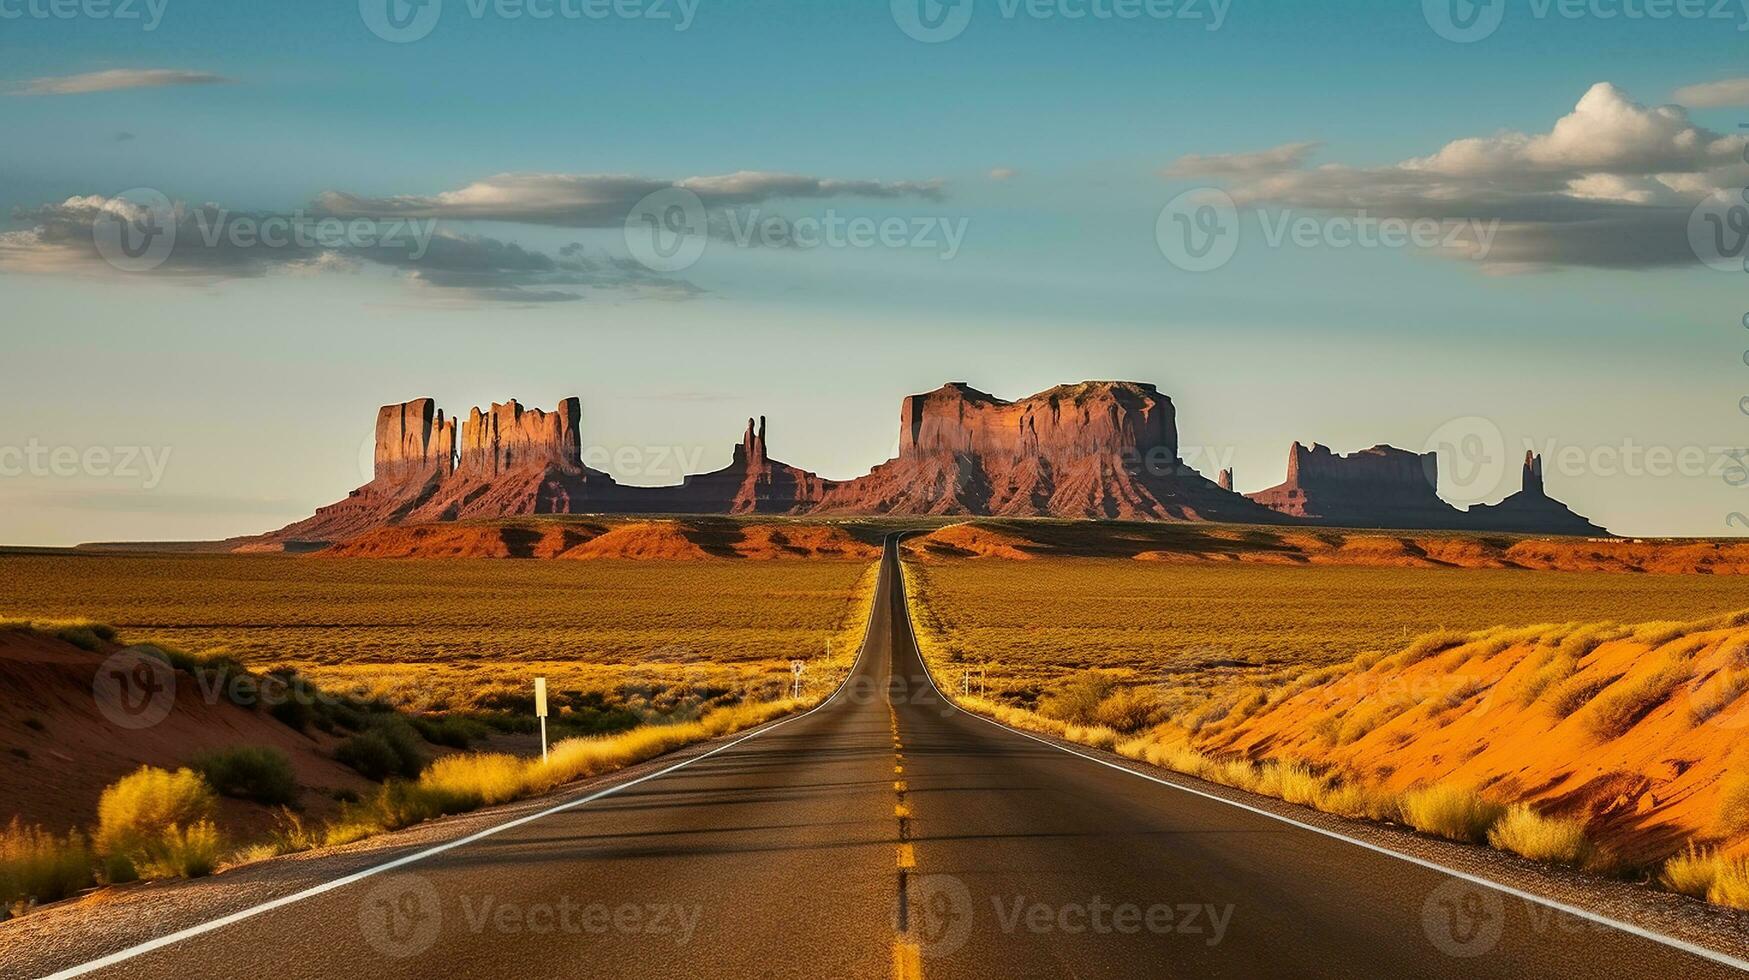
[1195,611,1749,863]
[323,519,882,561]
[902,521,1749,574]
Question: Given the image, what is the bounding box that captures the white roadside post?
[534,676,549,764]
[790,660,805,699]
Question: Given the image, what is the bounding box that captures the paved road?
[46,536,1744,979]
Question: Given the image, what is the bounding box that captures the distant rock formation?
[1248,443,1608,534]
[242,383,1617,550]
[1466,452,1607,535]
[814,381,1280,522]
[1248,442,1464,529]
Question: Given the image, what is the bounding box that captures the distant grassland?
[903,557,1749,699]
[0,554,876,713]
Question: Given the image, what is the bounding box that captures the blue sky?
[2,0,1747,543]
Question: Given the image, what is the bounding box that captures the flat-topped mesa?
[1250,441,1461,528]
[458,398,582,476]
[374,398,456,482]
[899,381,1178,464]
[1285,442,1437,493]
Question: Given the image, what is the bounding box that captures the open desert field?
[902,551,1749,700]
[0,551,878,715]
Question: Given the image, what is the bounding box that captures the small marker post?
[791,660,805,699]
[534,676,549,764]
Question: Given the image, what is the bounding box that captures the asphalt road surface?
[45,536,1745,979]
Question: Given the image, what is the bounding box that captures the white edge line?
[43,550,892,980]
[891,550,1749,975]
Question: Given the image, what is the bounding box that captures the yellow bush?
[1709,857,1749,910]
[1315,782,1401,822]
[1401,783,1505,843]
[1662,846,1725,899]
[95,767,220,880]
[1582,662,1689,739]
[0,819,93,918]
[1487,805,1591,865]
[418,753,525,808]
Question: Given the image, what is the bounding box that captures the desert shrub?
[1662,846,1721,898]
[191,746,298,806]
[1090,687,1165,733]
[1038,672,1118,725]
[1487,805,1591,865]
[1710,858,1749,910]
[417,753,524,809]
[1063,723,1120,751]
[1396,630,1473,667]
[336,721,425,781]
[53,623,116,651]
[94,767,220,880]
[0,820,93,919]
[1315,782,1401,822]
[268,697,314,732]
[410,715,493,749]
[1258,762,1325,806]
[1401,783,1505,843]
[1558,624,1622,660]
[1546,673,1619,719]
[1634,621,1691,646]
[1690,669,1749,726]
[1582,662,1689,739]
[1513,653,1578,706]
[1336,699,1410,745]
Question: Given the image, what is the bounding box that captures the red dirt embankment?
[0,629,373,836]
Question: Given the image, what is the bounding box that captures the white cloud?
[1177,84,1748,270]
[1673,77,1749,108]
[1163,141,1321,178]
[12,69,229,96]
[987,167,1018,181]
[317,171,946,227]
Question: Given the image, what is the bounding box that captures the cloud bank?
[13,69,229,96]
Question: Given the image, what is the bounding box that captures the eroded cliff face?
[374,398,456,482]
[817,382,1269,522]
[458,398,582,476]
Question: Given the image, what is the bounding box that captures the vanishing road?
[34,537,1746,979]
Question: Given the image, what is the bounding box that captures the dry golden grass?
[1400,784,1505,843]
[1487,805,1592,866]
[93,767,222,881]
[1662,847,1749,909]
[901,557,1748,712]
[0,555,876,719]
[0,820,93,919]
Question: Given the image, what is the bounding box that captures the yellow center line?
[896,843,915,869]
[895,802,911,819]
[893,940,923,980]
[894,780,907,793]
